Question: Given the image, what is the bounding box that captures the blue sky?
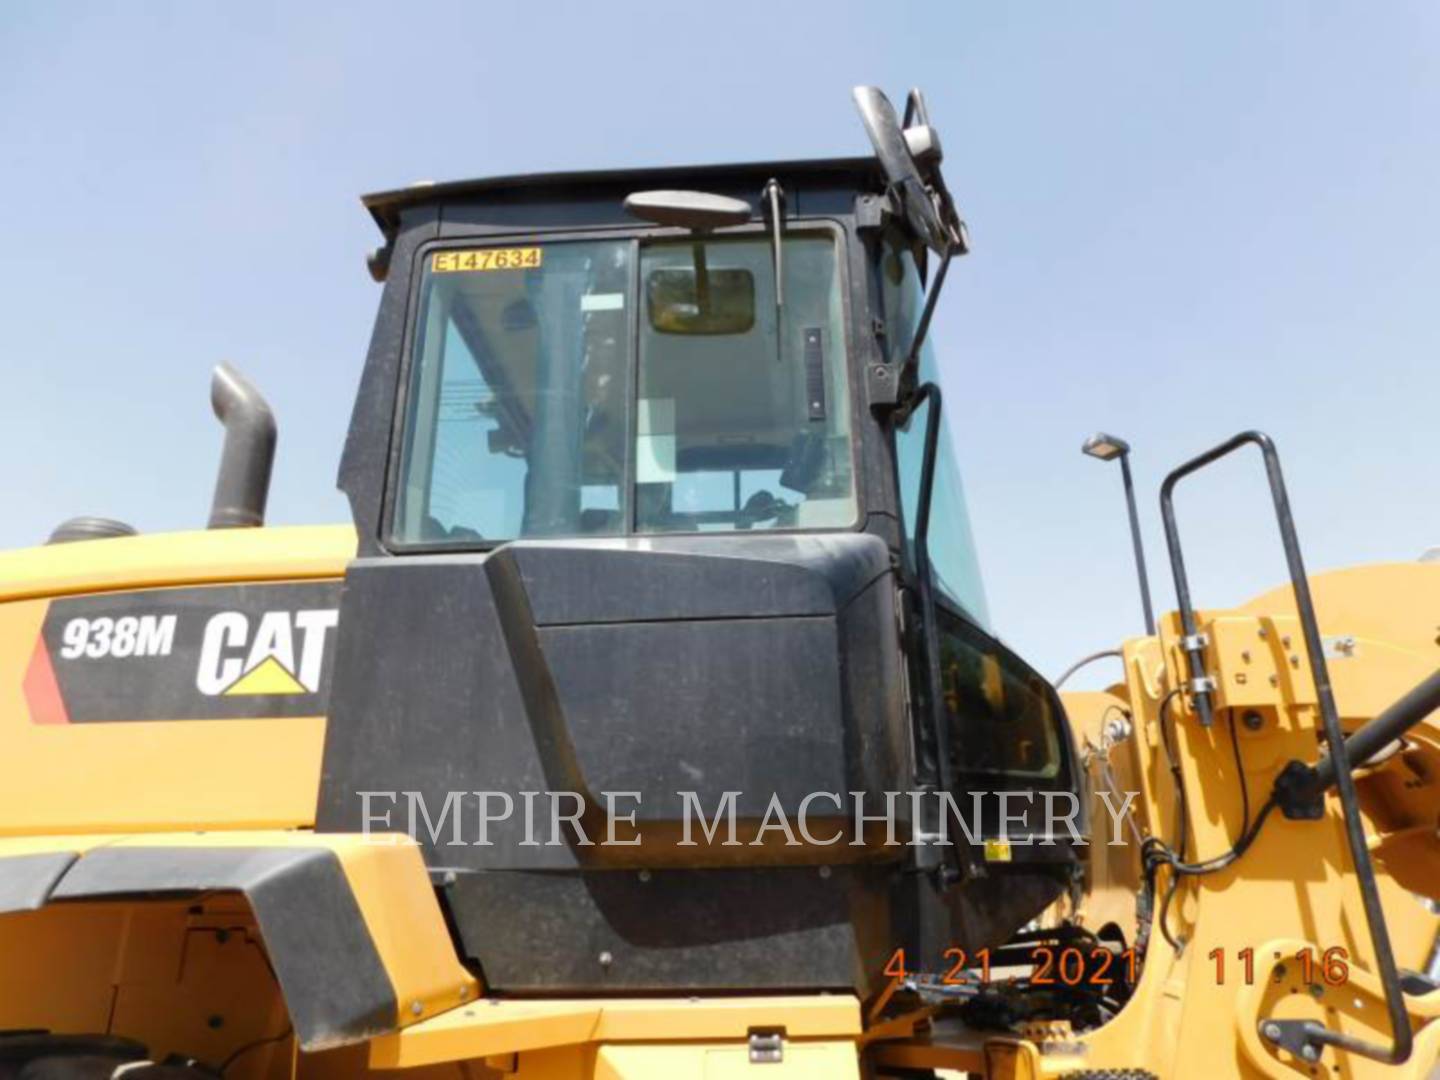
[2,2,1437,681]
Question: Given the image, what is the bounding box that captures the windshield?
[395,241,631,542]
[393,233,856,545]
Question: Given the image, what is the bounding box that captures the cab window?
[938,608,1065,781]
[394,241,630,543]
[884,234,989,624]
[634,233,856,533]
[392,232,858,545]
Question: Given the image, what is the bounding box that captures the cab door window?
[884,234,989,625]
[634,233,857,533]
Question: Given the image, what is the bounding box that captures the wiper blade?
[762,178,786,362]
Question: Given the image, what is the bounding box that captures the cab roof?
[361,156,882,239]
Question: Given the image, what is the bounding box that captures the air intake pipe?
[208,363,276,529]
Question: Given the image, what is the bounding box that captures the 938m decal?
[25,581,342,723]
[59,614,178,660]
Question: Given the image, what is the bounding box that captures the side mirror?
[623,190,752,231]
[851,86,956,255]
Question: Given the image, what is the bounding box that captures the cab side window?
[936,607,1065,782]
[883,233,989,626]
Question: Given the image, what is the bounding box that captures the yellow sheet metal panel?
[1239,562,1440,721]
[368,1000,603,1069]
[595,1040,860,1079]
[107,901,291,1071]
[1206,614,1316,710]
[88,832,477,1033]
[0,593,326,833]
[0,832,475,1041]
[0,525,354,603]
[865,1034,986,1075]
[0,528,351,834]
[0,902,128,1035]
[368,995,861,1070]
[321,836,481,1028]
[0,896,294,1073]
[1242,562,1440,659]
[590,995,861,1041]
[0,833,105,857]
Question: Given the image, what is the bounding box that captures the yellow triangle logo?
[222,655,307,696]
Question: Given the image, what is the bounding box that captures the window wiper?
[762,179,785,362]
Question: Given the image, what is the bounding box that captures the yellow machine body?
[0,526,352,836]
[874,561,1440,1078]
[0,521,1435,1077]
[0,526,865,1077]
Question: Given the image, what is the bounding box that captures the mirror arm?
[870,237,959,419]
[903,87,931,129]
[690,242,711,315]
[901,240,957,376]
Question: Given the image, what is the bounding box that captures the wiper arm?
[762,178,785,361]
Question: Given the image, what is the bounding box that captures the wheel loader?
[0,86,1435,1079]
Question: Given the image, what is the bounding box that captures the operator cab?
[319,87,1084,994]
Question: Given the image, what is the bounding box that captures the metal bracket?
[1261,1018,1326,1064]
[366,244,393,283]
[1180,632,1210,652]
[1188,676,1217,695]
[1102,714,1133,746]
[867,361,902,414]
[853,192,894,233]
[748,1029,784,1064]
[1323,635,1359,659]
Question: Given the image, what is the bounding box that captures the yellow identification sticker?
[432,248,543,274]
[983,838,1013,863]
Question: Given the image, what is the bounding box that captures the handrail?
[905,382,982,883]
[1158,430,1412,1065]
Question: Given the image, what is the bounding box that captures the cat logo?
[196,609,339,697]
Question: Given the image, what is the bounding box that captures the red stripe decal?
[23,635,69,725]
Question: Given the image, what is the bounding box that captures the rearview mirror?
[624,190,752,231]
[852,86,950,254]
[647,267,755,335]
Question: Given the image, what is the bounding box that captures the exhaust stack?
[208,363,276,529]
